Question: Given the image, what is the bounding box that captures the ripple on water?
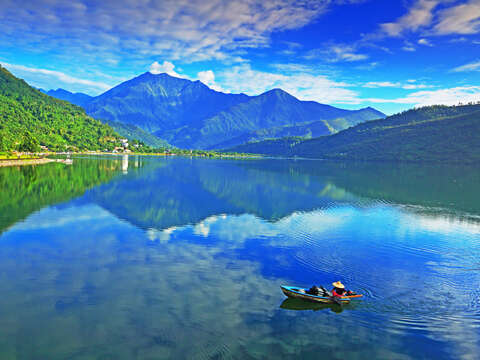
[195,341,232,360]
[282,202,480,337]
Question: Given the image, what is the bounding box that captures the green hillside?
[208,108,383,150]
[103,120,171,148]
[228,104,480,163]
[0,66,120,151]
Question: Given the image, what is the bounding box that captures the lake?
[0,155,479,359]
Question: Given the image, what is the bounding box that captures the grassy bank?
[0,152,42,161]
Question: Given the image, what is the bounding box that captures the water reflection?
[0,156,479,359]
[122,154,129,174]
[280,298,346,313]
[0,157,124,234]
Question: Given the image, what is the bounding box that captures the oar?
[319,286,343,306]
[330,295,343,306]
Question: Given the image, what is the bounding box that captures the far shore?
[0,158,54,167]
[0,151,261,168]
[0,158,74,167]
[73,151,262,159]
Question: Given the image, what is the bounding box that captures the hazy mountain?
[203,103,385,149]
[84,72,385,149]
[227,104,480,163]
[167,88,384,149]
[42,88,93,107]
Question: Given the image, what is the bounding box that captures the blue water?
[0,156,479,359]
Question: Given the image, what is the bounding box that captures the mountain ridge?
[41,88,93,107]
[78,72,385,149]
[226,104,480,163]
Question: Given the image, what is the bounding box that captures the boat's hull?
[281,286,362,304]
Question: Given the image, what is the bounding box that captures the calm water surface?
[0,156,479,359]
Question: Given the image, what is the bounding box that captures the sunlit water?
[0,156,479,359]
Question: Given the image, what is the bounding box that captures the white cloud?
[379,0,480,38]
[418,38,434,46]
[149,61,185,78]
[329,45,368,62]
[402,84,432,89]
[366,86,480,106]
[197,70,215,84]
[363,81,433,90]
[197,70,224,92]
[306,44,368,63]
[218,63,360,104]
[0,0,338,63]
[449,36,468,42]
[147,61,225,92]
[401,40,416,52]
[433,0,480,35]
[146,226,178,243]
[271,63,317,72]
[147,61,230,92]
[363,81,399,88]
[381,0,440,37]
[0,62,112,93]
[452,60,480,72]
[415,215,480,235]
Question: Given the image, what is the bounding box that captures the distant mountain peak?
[44,88,93,107]
[260,88,296,100]
[84,70,387,149]
[47,88,72,95]
[264,88,288,95]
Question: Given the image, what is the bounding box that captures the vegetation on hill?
[227,104,480,163]
[0,66,121,152]
[173,89,385,149]
[103,120,171,148]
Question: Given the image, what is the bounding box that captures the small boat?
[281,285,363,304]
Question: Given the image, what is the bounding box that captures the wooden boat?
[281,285,363,304]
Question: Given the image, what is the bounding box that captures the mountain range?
[41,88,93,107]
[45,72,385,149]
[5,64,479,164]
[228,104,480,163]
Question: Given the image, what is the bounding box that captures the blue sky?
[1,0,480,114]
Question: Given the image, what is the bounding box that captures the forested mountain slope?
[0,66,120,151]
[228,104,480,163]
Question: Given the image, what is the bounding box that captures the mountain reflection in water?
[0,156,479,359]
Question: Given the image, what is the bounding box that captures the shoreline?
[73,152,262,159]
[0,158,73,167]
[0,158,54,167]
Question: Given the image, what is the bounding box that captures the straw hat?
[332,281,345,289]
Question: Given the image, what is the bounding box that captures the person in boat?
[331,281,354,297]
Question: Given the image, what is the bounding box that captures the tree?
[18,131,40,153]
